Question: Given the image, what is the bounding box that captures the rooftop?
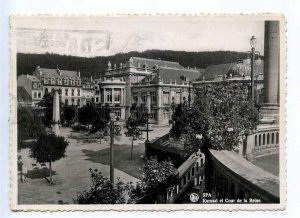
[201,60,264,81]
[132,57,185,69]
[36,67,80,80]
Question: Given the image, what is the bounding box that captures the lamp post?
[248,36,262,103]
[144,109,152,142]
[188,82,192,108]
[107,108,121,184]
[170,97,175,127]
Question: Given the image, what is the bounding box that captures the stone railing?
[239,126,279,159]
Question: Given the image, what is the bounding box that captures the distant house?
[193,59,264,104]
[33,66,82,106]
[17,74,43,106]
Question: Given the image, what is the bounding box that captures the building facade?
[17,74,43,106]
[95,57,201,124]
[33,66,82,106]
[81,77,95,106]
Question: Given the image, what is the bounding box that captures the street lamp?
[188,82,192,108]
[249,36,261,103]
[170,97,175,127]
[106,108,121,184]
[144,109,152,142]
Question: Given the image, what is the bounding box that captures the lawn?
[82,142,145,179]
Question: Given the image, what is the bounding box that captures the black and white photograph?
[9,14,286,211]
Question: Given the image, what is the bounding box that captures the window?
[141,92,147,103]
[106,89,112,102]
[95,97,99,103]
[51,78,55,85]
[33,83,37,89]
[38,83,41,89]
[65,79,69,85]
[114,109,121,118]
[77,99,80,105]
[38,92,41,98]
[150,110,156,120]
[71,99,75,104]
[192,167,195,176]
[163,92,169,105]
[44,78,48,84]
[65,89,68,96]
[114,89,121,102]
[58,79,62,85]
[71,89,74,96]
[133,92,138,103]
[188,171,191,180]
[150,92,156,104]
[33,92,37,98]
[77,89,80,96]
[71,80,75,86]
[65,99,68,105]
[183,176,186,185]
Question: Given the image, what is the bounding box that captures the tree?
[74,169,127,204]
[17,107,46,147]
[30,133,69,184]
[128,157,177,202]
[38,92,53,128]
[124,116,143,159]
[77,105,99,130]
[62,105,75,125]
[171,82,259,151]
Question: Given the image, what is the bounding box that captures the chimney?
[78,71,81,77]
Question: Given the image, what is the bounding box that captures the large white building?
[33,66,83,106]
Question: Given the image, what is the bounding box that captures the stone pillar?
[146,91,151,113]
[260,21,280,125]
[157,86,163,125]
[125,75,132,119]
[52,90,60,135]
[103,88,106,104]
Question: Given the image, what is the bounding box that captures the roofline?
[132,56,180,64]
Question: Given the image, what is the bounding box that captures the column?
[112,88,115,105]
[260,21,280,126]
[52,90,60,135]
[103,88,106,104]
[157,86,162,125]
[146,91,151,113]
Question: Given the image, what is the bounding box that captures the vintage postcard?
[10,14,286,211]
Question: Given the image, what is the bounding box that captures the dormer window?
[65,79,69,85]
[44,78,48,84]
[38,83,41,89]
[33,83,37,89]
[51,78,55,84]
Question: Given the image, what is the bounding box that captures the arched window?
[272,133,275,144]
[276,132,279,144]
[259,135,261,146]
[263,134,265,145]
[267,133,270,144]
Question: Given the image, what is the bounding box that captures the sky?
[11,15,267,57]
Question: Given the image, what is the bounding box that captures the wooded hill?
[17,50,251,79]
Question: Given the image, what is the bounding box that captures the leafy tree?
[17,108,46,147]
[171,82,259,150]
[74,169,127,204]
[38,92,53,128]
[77,105,99,130]
[124,116,143,159]
[128,157,177,202]
[62,105,76,125]
[30,133,69,184]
